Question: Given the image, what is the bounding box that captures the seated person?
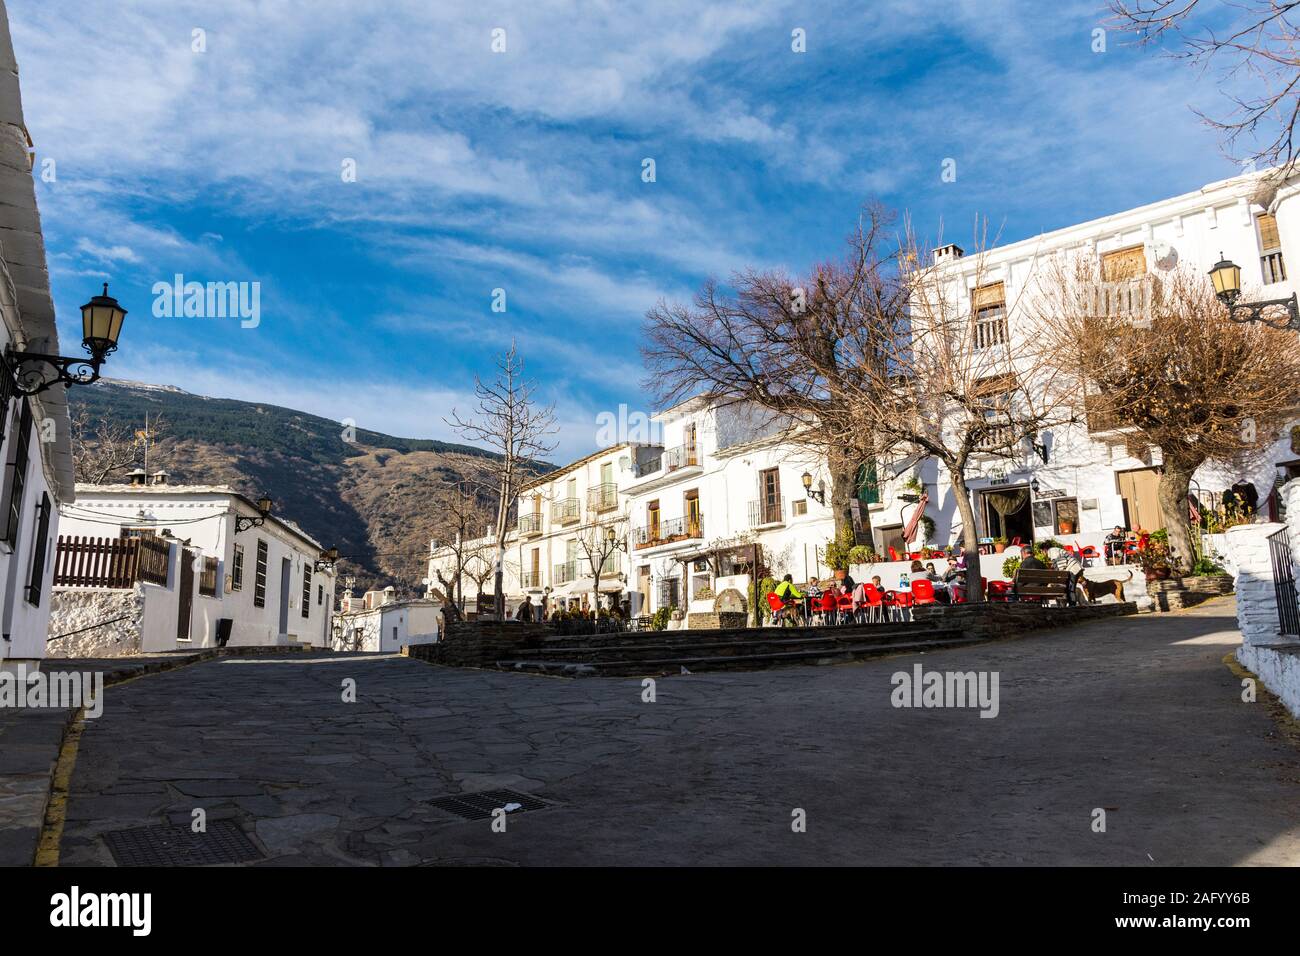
[1104,525,1128,565]
[1046,546,1084,606]
[773,574,804,624]
[942,557,966,602]
[1012,550,1048,599]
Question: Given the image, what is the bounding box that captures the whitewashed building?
[624,397,838,621]
[49,483,337,653]
[333,586,440,652]
[872,168,1300,556]
[0,8,78,672]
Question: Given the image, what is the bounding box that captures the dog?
[1078,570,1132,604]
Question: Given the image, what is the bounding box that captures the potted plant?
[1139,535,1174,580]
[993,536,1008,554]
[1002,555,1022,578]
[847,544,875,567]
[824,525,856,580]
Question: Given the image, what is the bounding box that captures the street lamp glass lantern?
[1208,256,1242,305]
[801,471,813,491]
[257,495,274,516]
[606,526,616,543]
[80,283,127,358]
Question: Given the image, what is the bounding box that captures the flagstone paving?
[56,597,1300,865]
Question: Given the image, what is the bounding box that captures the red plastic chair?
[766,591,787,623]
[888,546,901,561]
[860,584,884,622]
[817,592,837,624]
[1078,545,1100,567]
[836,593,854,624]
[911,580,938,606]
[987,580,1013,603]
[892,589,915,620]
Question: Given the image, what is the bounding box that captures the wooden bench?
[1012,567,1073,604]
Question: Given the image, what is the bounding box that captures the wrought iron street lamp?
[4,283,127,395]
[1208,254,1300,331]
[802,471,826,504]
[235,494,274,533]
[314,545,340,572]
[606,525,627,553]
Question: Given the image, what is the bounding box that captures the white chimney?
[932,243,965,265]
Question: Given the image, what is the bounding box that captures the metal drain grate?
[103,821,264,867]
[428,789,549,821]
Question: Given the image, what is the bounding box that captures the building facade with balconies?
[869,167,1300,556]
[624,396,837,620]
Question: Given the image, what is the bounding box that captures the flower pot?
[994,543,1006,554]
[1058,521,1075,534]
[834,569,847,581]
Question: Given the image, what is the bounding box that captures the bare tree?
[572,512,630,613]
[426,476,495,621]
[643,203,900,544]
[446,343,558,619]
[71,409,170,484]
[830,228,1077,601]
[1109,0,1300,170]
[1038,257,1300,568]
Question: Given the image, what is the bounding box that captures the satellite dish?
[1152,242,1179,271]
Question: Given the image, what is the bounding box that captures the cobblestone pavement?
[58,597,1300,866]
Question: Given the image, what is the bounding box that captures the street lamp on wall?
[5,283,128,395]
[606,525,627,553]
[235,494,274,533]
[314,545,340,572]
[1209,254,1300,331]
[802,471,826,505]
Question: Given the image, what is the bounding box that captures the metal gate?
[1268,528,1300,637]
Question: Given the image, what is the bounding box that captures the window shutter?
[26,492,51,606]
[971,282,1005,310]
[1257,213,1281,251]
[1101,245,1146,281]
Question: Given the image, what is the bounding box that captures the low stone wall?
[46,587,146,658]
[912,601,1139,640]
[686,611,748,630]
[404,620,550,667]
[1238,642,1300,719]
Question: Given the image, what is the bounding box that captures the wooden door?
[177,548,195,642]
[1117,468,1164,531]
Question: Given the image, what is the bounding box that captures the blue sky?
[10,0,1239,460]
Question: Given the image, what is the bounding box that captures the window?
[318,584,324,606]
[3,399,33,548]
[231,544,244,590]
[254,539,268,608]
[685,490,701,532]
[792,499,808,516]
[1101,245,1147,282]
[25,492,50,606]
[755,468,782,525]
[973,373,1017,451]
[302,564,312,618]
[199,556,219,597]
[971,282,1007,349]
[1258,213,1286,284]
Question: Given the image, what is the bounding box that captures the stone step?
[495,635,986,677]
[509,626,956,662]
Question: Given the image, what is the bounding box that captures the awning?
[570,577,625,593]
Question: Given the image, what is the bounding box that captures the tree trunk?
[828,452,872,546]
[493,545,505,619]
[950,468,984,603]
[1157,459,1198,572]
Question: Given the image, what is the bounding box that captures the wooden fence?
[53,535,171,589]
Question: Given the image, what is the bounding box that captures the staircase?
[494,622,980,677]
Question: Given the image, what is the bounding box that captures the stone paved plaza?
[57,597,1300,866]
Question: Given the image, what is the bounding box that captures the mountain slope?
[67,379,516,591]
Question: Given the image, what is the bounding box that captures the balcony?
[518,513,542,537]
[1083,396,1133,437]
[973,311,1008,350]
[633,514,703,550]
[633,443,700,479]
[587,482,618,512]
[974,421,1016,453]
[748,498,785,527]
[551,497,581,524]
[553,560,578,585]
[521,570,541,589]
[599,553,623,577]
[1262,250,1287,285]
